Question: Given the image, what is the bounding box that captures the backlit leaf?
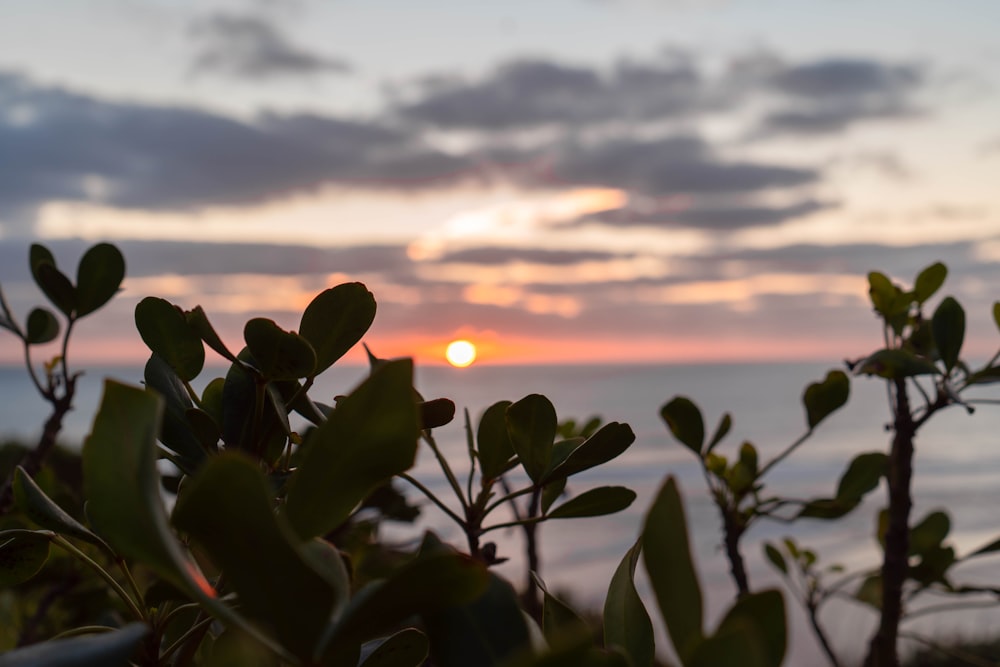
[25,307,59,345]
[75,243,125,317]
[299,283,377,374]
[135,297,205,381]
[932,296,965,373]
[803,370,849,429]
[0,529,50,587]
[506,394,558,484]
[30,244,77,317]
[913,262,947,305]
[660,397,705,455]
[604,541,654,667]
[547,486,635,519]
[544,422,635,483]
[0,622,148,667]
[477,401,515,481]
[244,318,317,380]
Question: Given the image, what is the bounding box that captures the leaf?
[642,476,704,664]
[187,306,238,363]
[763,543,788,575]
[540,477,566,515]
[75,243,125,317]
[0,622,148,667]
[13,466,107,550]
[506,394,558,485]
[359,629,430,667]
[966,535,1000,559]
[836,452,887,502]
[318,549,489,661]
[299,283,377,374]
[477,401,514,481]
[135,297,205,381]
[422,572,531,667]
[543,422,635,483]
[965,365,1000,386]
[854,348,939,379]
[532,573,588,641]
[909,511,950,557]
[932,296,965,373]
[244,318,317,380]
[25,307,60,345]
[913,262,947,304]
[82,380,215,598]
[604,541,654,667]
[283,359,420,540]
[802,370,849,429]
[994,302,1000,333]
[172,453,339,660]
[547,486,636,519]
[144,354,207,467]
[660,397,705,456]
[698,589,786,667]
[868,271,903,317]
[420,397,456,430]
[30,244,77,317]
[0,529,50,587]
[856,575,882,609]
[706,413,732,454]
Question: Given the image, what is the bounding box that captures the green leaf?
[506,394,558,484]
[856,575,882,609]
[359,629,430,667]
[836,452,887,502]
[0,529,51,587]
[910,511,950,557]
[187,306,239,363]
[82,380,215,598]
[25,307,60,345]
[932,296,965,373]
[75,243,125,317]
[763,543,787,575]
[283,359,420,540]
[422,572,530,667]
[993,302,1000,333]
[966,535,1000,559]
[660,397,705,456]
[547,486,636,519]
[706,412,732,454]
[299,283,377,374]
[540,477,566,515]
[913,262,947,304]
[135,297,205,381]
[855,348,939,379]
[604,541,654,667]
[172,453,340,660]
[244,318,317,380]
[543,422,635,483]
[0,622,148,667]
[966,365,1000,386]
[699,589,786,667]
[319,549,489,661]
[642,476,704,664]
[477,401,515,481]
[802,370,849,429]
[533,573,588,641]
[13,467,107,550]
[144,354,207,467]
[30,244,77,317]
[868,272,904,317]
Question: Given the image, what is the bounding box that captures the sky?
[0,0,998,366]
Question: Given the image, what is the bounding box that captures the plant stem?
[422,432,469,512]
[806,600,842,667]
[398,473,466,526]
[722,507,750,597]
[757,430,811,481]
[51,535,146,622]
[522,488,542,622]
[864,378,915,667]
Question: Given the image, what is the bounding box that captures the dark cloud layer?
[435,247,627,265]
[576,198,833,230]
[189,13,350,79]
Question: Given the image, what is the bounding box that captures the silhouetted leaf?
[0,622,148,667]
[299,283,376,374]
[706,412,732,454]
[30,244,77,317]
[547,486,635,519]
[244,318,317,380]
[932,296,965,373]
[660,397,705,455]
[135,297,205,381]
[187,306,238,363]
[604,541,654,667]
[144,354,206,467]
[25,307,59,345]
[856,575,882,609]
[913,262,947,305]
[966,535,1000,559]
[910,511,950,557]
[76,243,125,317]
[506,394,557,484]
[172,453,339,660]
[359,629,429,667]
[477,401,515,481]
[532,573,588,642]
[13,467,106,550]
[695,589,786,667]
[544,422,635,483]
[836,452,887,502]
[642,476,704,664]
[763,543,787,575]
[855,348,939,379]
[420,398,456,430]
[283,359,419,540]
[803,370,849,429]
[0,529,50,587]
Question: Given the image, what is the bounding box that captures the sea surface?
[3,361,1000,665]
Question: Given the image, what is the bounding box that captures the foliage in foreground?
[0,244,999,667]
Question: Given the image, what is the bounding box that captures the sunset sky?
[1,0,998,365]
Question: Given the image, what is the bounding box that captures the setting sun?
[445,339,477,367]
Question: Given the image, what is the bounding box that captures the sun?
[445,339,477,368]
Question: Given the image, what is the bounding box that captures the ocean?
[3,361,1000,665]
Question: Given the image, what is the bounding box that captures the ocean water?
[3,361,1000,665]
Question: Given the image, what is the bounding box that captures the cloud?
[189,13,350,79]
[0,72,468,228]
[575,198,833,230]
[435,247,626,265]
[549,136,819,195]
[397,55,709,129]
